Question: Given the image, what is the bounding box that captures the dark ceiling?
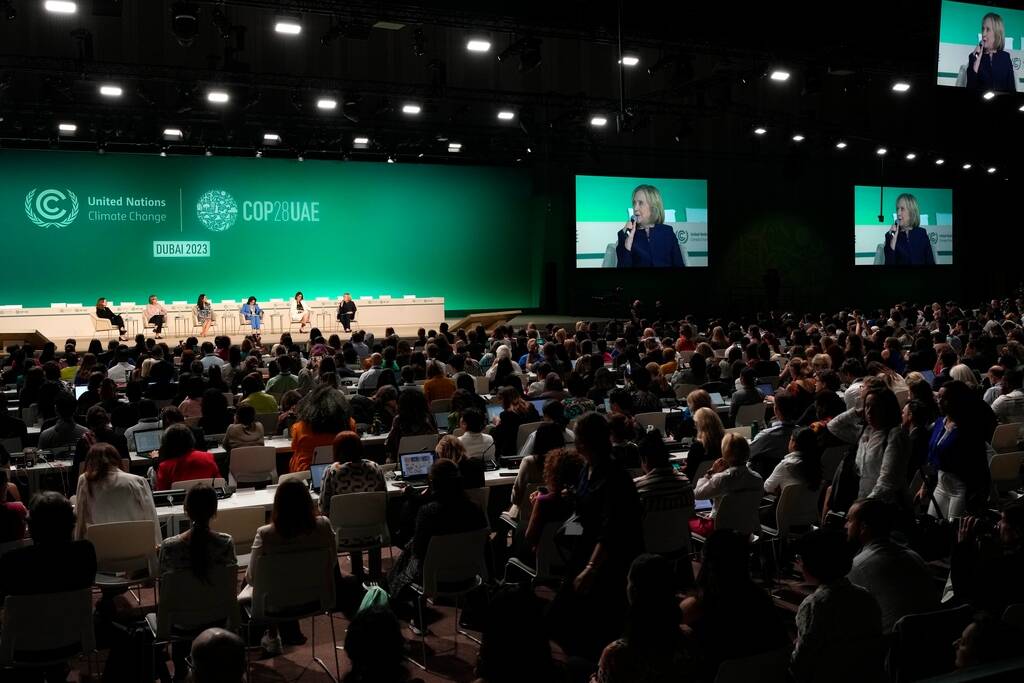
[0,0,1021,174]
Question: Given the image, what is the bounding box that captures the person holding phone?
[964,13,1016,93]
[883,193,935,266]
[614,184,687,268]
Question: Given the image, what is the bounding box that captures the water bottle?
[750,420,760,440]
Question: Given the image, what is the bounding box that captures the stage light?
[876,147,887,155]
[255,150,263,158]
[448,142,462,153]
[207,90,229,104]
[988,167,997,174]
[387,155,395,163]
[769,70,790,81]
[1019,104,1024,112]
[983,90,995,100]
[204,147,213,157]
[791,134,804,142]
[962,163,972,170]
[44,1,77,14]
[497,110,515,121]
[274,16,302,35]
[58,122,76,133]
[171,2,199,47]
[905,152,916,160]
[163,128,183,140]
[753,126,767,135]
[835,141,847,149]
[590,116,607,127]
[159,148,167,157]
[353,136,369,145]
[297,154,304,162]
[619,55,640,67]
[935,158,945,165]
[466,39,491,52]
[263,132,281,143]
[402,103,421,114]
[891,82,911,92]
[316,98,337,110]
[99,84,122,97]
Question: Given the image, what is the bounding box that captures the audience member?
[691,432,763,536]
[74,443,161,546]
[154,423,221,491]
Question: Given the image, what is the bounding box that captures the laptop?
[694,499,713,512]
[74,385,89,400]
[757,383,774,397]
[433,412,450,430]
[399,451,436,486]
[708,392,725,407]
[529,399,548,415]
[920,370,936,384]
[486,404,503,422]
[310,462,330,494]
[133,427,163,454]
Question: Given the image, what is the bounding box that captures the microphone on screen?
[624,212,641,236]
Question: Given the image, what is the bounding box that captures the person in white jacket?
[289,291,312,333]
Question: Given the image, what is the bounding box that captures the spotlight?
[316,97,337,110]
[207,90,229,104]
[962,163,972,170]
[791,134,804,142]
[402,103,421,115]
[905,152,916,160]
[835,141,847,149]
[769,69,790,81]
[44,1,77,14]
[163,128,183,140]
[466,39,490,53]
[983,90,995,100]
[497,110,515,121]
[590,116,607,127]
[935,159,944,165]
[58,122,76,133]
[171,2,200,47]
[753,126,767,135]
[619,54,640,67]
[99,84,122,97]
[274,15,301,35]
[891,81,911,92]
[876,147,887,155]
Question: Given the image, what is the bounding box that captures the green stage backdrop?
[0,150,539,311]
[575,175,709,268]
[853,185,954,266]
[937,1,1024,89]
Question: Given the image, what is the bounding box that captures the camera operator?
[950,502,1024,612]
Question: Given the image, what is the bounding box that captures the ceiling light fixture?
[892,82,911,92]
[466,39,491,52]
[876,147,887,155]
[99,84,122,97]
[163,128,183,139]
[905,152,916,160]
[316,98,337,110]
[402,103,421,114]
[590,116,607,127]
[274,16,302,35]
[983,90,995,100]
[753,126,767,135]
[44,1,77,14]
[769,70,790,81]
[206,90,229,104]
[619,55,639,67]
[497,110,515,120]
[835,141,847,149]
[57,122,77,133]
[791,134,804,142]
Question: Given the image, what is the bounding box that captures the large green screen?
[0,150,539,311]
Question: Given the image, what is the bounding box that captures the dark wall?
[535,150,1010,319]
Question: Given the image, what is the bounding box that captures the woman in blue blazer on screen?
[964,13,1017,94]
[883,193,936,266]
[614,184,688,268]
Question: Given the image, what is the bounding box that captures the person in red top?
[155,423,221,491]
[675,323,697,352]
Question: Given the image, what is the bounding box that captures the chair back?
[889,604,973,682]
[734,403,765,427]
[0,437,21,454]
[674,384,699,400]
[821,446,847,481]
[229,445,277,486]
[473,376,490,394]
[991,422,1024,453]
[713,487,763,536]
[249,547,336,623]
[713,647,791,683]
[398,433,440,455]
[91,314,114,331]
[86,520,159,576]
[693,459,713,480]
[328,491,390,550]
[428,398,452,414]
[989,451,1024,492]
[210,507,266,556]
[277,470,311,486]
[21,404,39,427]
[464,487,491,529]
[155,565,241,638]
[222,392,235,406]
[515,421,543,452]
[724,426,752,440]
[1003,603,1024,629]
[534,522,568,583]
[312,445,334,465]
[774,484,820,535]
[0,588,95,667]
[255,412,279,435]
[172,477,227,492]
[642,507,692,555]
[419,529,489,597]
[635,411,667,433]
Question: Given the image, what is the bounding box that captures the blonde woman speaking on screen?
[883,193,935,266]
[615,184,687,268]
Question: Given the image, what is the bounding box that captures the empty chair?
[724,426,752,440]
[255,413,279,435]
[515,422,543,453]
[428,398,452,414]
[465,487,491,529]
[473,376,490,395]
[989,451,1024,496]
[397,433,440,455]
[642,507,692,556]
[228,446,277,487]
[0,588,95,674]
[635,411,667,433]
[503,522,567,587]
[734,403,766,428]
[820,446,847,482]
[760,484,820,566]
[991,422,1024,453]
[276,470,311,486]
[312,445,334,466]
[888,605,973,683]
[674,384,700,400]
[172,477,227,492]
[86,520,160,602]
[328,491,390,579]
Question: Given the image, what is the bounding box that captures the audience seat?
[0,588,96,675]
[228,446,277,487]
[888,604,973,683]
[210,507,266,565]
[734,403,766,428]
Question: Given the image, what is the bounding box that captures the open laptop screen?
[400,451,436,480]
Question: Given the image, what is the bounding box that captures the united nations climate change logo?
[929,231,939,245]
[196,189,238,232]
[24,188,79,228]
[676,228,689,244]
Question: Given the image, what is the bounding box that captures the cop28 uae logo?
[24,188,79,228]
[196,189,238,232]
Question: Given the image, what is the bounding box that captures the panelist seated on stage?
[95,297,128,341]
[144,294,168,339]
[336,293,357,334]
[289,291,312,333]
[614,184,687,268]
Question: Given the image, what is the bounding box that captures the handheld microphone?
[625,212,640,236]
